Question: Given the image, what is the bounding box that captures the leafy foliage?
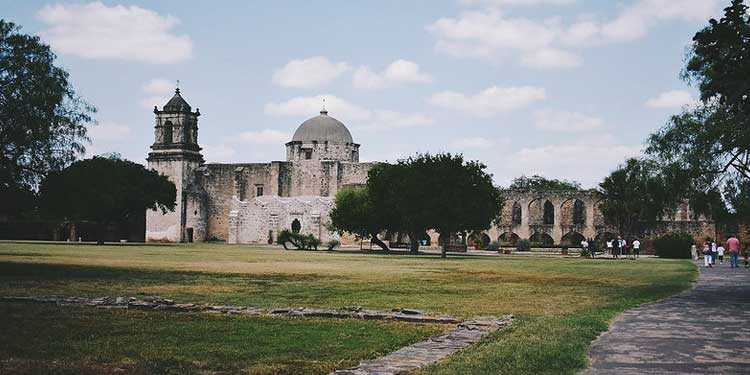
[647,0,750,216]
[508,175,581,192]
[597,158,682,235]
[367,153,503,256]
[38,156,176,243]
[325,239,340,251]
[329,187,388,250]
[653,232,695,259]
[0,20,96,217]
[277,229,321,250]
[516,239,531,252]
[487,241,501,251]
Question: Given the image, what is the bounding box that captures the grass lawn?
[0,241,697,374]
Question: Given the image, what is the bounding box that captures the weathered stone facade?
[145,90,374,244]
[484,190,715,247]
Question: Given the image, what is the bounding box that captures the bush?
[277,230,321,250]
[516,239,531,252]
[487,241,500,251]
[326,239,340,251]
[580,248,591,257]
[653,232,694,259]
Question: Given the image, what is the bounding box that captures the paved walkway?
[585,260,750,374]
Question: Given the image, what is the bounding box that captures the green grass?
[0,241,697,374]
[0,301,442,375]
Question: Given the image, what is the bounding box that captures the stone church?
[146,88,373,244]
[146,88,716,247]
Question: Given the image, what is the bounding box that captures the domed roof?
[162,88,191,112]
[291,110,353,143]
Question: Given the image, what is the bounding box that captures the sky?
[2,0,727,188]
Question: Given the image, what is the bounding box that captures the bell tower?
[146,87,204,242]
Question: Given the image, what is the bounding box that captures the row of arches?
[495,231,619,247]
[504,199,587,226]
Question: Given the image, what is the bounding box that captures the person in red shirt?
[727,235,740,268]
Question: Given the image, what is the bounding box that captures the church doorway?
[291,219,301,234]
[186,227,194,243]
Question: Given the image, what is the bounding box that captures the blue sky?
[2,0,725,187]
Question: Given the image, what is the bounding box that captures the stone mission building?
[146,89,373,243]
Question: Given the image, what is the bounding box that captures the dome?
[291,110,353,144]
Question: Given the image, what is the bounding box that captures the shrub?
[653,232,694,259]
[277,230,321,250]
[487,241,500,251]
[326,239,341,251]
[516,239,531,252]
[580,248,591,257]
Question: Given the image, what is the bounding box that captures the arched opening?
[529,232,554,246]
[512,202,522,225]
[561,232,585,247]
[499,232,519,246]
[543,200,554,225]
[291,219,301,234]
[595,232,616,245]
[163,121,173,144]
[468,232,491,249]
[573,200,585,225]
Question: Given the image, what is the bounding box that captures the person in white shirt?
[632,238,641,259]
[717,245,725,264]
[581,239,589,257]
[606,239,614,258]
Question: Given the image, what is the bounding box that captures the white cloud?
[139,78,176,109]
[449,137,496,150]
[602,0,720,42]
[645,90,696,109]
[265,94,371,120]
[272,56,350,89]
[88,122,132,142]
[265,95,434,131]
[534,110,604,132]
[37,2,192,64]
[428,0,721,68]
[460,0,577,7]
[237,129,291,145]
[520,48,582,69]
[202,144,237,163]
[429,86,546,117]
[495,137,643,187]
[353,59,433,89]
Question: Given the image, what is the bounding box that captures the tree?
[597,158,680,236]
[0,20,95,217]
[329,186,390,251]
[648,0,750,186]
[39,156,176,244]
[367,153,503,257]
[508,175,581,191]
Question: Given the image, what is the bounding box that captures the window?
[304,150,312,160]
[256,185,264,197]
[543,201,554,225]
[163,121,173,144]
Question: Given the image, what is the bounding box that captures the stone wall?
[286,141,359,162]
[228,195,338,244]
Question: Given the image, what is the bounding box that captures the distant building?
[145,89,715,248]
[145,88,373,244]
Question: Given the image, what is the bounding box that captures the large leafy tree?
[648,0,750,186]
[328,186,389,251]
[508,175,581,191]
[597,158,681,236]
[0,20,95,217]
[39,156,176,244]
[367,153,503,256]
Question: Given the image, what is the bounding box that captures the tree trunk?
[369,232,390,251]
[97,221,107,245]
[409,231,420,254]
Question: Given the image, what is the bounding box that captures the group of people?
[579,236,641,259]
[697,235,745,268]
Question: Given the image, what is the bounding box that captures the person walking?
[607,238,614,258]
[703,242,712,268]
[727,234,740,268]
[589,238,597,258]
[710,240,717,265]
[717,244,725,264]
[581,238,589,257]
[632,238,641,259]
[692,244,698,260]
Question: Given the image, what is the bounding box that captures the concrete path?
[585,260,750,374]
